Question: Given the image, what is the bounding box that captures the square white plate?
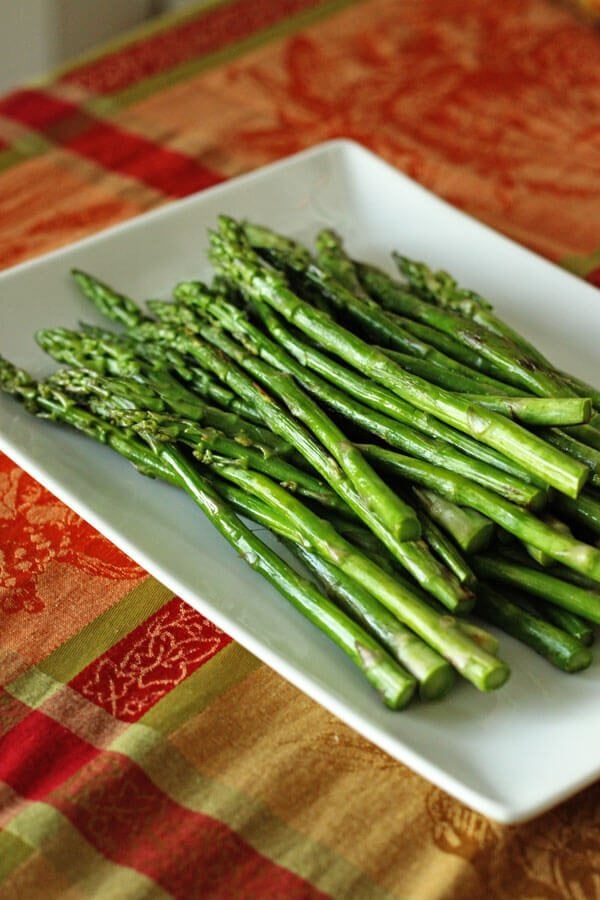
[1,140,599,824]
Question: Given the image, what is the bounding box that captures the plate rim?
[1,138,598,824]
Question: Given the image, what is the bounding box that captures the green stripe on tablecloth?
[562,247,600,279]
[35,578,173,685]
[0,830,32,880]
[139,642,262,735]
[0,146,30,173]
[86,0,361,113]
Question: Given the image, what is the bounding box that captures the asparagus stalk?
[499,574,596,647]
[542,428,600,486]
[1,355,511,693]
[476,584,592,673]
[553,489,600,536]
[392,254,556,367]
[71,269,148,329]
[37,325,267,426]
[128,319,473,611]
[113,409,349,513]
[391,315,513,382]
[0,355,417,708]
[286,543,456,700]
[150,304,421,543]
[260,223,511,390]
[533,604,594,647]
[560,372,600,409]
[392,255,600,430]
[203,456,509,690]
[412,503,477,586]
[358,443,600,584]
[459,395,591,427]
[203,470,457,698]
[379,347,529,396]
[472,555,600,624]
[210,217,587,498]
[46,366,291,457]
[313,230,558,403]
[522,514,573,568]
[565,424,600,453]
[314,228,373,300]
[177,284,546,509]
[359,261,574,397]
[148,298,422,542]
[457,622,500,657]
[249,300,549,492]
[411,487,494,554]
[155,442,422,708]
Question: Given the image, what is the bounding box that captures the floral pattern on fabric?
[0,459,143,615]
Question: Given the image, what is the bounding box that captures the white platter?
[1,140,599,824]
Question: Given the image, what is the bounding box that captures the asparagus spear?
[71,269,148,329]
[412,503,477,587]
[358,443,600,585]
[109,409,349,514]
[392,255,600,432]
[565,424,600,453]
[542,428,600,486]
[251,298,550,488]
[493,552,596,646]
[458,396,591,427]
[46,366,291,457]
[194,471,456,699]
[313,231,569,408]
[392,254,557,366]
[476,584,592,673]
[175,284,546,509]
[359,261,574,397]
[150,442,421,708]
[378,347,528,396]
[553,489,600,536]
[314,228,373,299]
[531,604,594,648]
[0,355,417,708]
[260,223,512,390]
[37,325,267,426]
[75,264,539,496]
[202,456,508,690]
[285,543,456,700]
[391,315,512,381]
[147,299,421,542]
[210,217,587,498]
[472,555,600,624]
[411,487,494,554]
[128,318,474,610]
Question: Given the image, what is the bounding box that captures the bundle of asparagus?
[3,216,599,709]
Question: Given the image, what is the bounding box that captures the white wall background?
[0,0,198,95]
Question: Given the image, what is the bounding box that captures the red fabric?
[60,0,327,95]
[69,596,232,722]
[65,121,223,196]
[0,88,223,197]
[0,709,100,800]
[0,457,143,617]
[0,89,74,129]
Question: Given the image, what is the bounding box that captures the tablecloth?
[1,1,599,897]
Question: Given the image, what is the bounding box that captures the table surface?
[1,1,599,897]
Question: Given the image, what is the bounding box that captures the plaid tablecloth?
[1,1,599,897]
